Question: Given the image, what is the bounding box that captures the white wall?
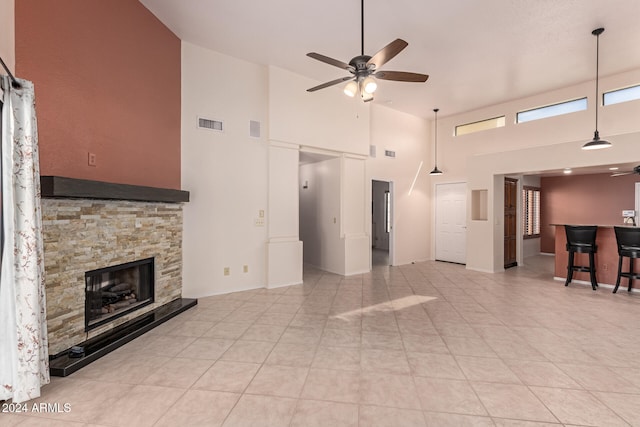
[181,42,269,297]
[0,0,14,73]
[368,105,431,266]
[438,68,640,273]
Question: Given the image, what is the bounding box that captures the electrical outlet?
[88,152,97,166]
[603,263,608,272]
[223,267,230,276]
[259,210,265,218]
[243,265,249,273]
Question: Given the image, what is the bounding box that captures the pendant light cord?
[593,28,604,135]
[434,108,439,165]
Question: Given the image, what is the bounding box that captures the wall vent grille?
[384,150,396,158]
[198,117,224,132]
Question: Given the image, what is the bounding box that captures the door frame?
[370,179,394,266]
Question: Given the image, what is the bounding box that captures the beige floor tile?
[402,334,450,354]
[492,419,562,427]
[503,360,582,389]
[442,336,498,358]
[280,326,324,346]
[530,386,629,426]
[358,405,426,427]
[471,382,557,422]
[177,337,236,360]
[202,321,251,339]
[407,352,466,380]
[592,391,640,427]
[219,340,275,363]
[193,360,261,392]
[142,357,214,388]
[423,411,495,427]
[222,394,297,427]
[413,377,487,415]
[154,389,240,427]
[301,368,360,403]
[290,399,359,427]
[359,372,422,410]
[361,331,404,350]
[456,356,522,384]
[556,362,640,393]
[312,346,361,371]
[245,365,309,398]
[240,323,286,342]
[255,311,295,326]
[321,328,362,348]
[91,384,186,427]
[265,342,317,367]
[360,348,410,374]
[165,319,217,337]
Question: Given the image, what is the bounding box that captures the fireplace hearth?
[85,258,154,330]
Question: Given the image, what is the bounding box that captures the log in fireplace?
[85,258,154,330]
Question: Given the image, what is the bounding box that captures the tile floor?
[4,256,640,426]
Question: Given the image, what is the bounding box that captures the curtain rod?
[0,55,21,88]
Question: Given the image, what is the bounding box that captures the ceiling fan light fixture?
[363,76,377,94]
[582,27,612,151]
[344,80,358,97]
[361,90,374,102]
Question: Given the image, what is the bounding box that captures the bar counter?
[553,224,640,287]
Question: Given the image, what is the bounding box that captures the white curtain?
[0,75,49,403]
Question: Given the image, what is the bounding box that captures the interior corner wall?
[0,0,14,72]
[181,42,269,297]
[15,0,181,189]
[368,105,430,265]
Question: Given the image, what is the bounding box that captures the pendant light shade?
[429,108,443,175]
[582,27,612,150]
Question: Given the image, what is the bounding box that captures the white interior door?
[435,182,467,264]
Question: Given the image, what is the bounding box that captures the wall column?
[267,141,303,288]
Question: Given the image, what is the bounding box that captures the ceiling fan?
[611,165,640,177]
[306,0,428,102]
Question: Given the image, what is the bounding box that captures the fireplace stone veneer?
[42,198,183,355]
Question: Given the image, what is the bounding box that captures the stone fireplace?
[41,176,190,356]
[85,257,155,330]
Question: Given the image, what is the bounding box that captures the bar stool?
[613,226,640,293]
[564,225,598,291]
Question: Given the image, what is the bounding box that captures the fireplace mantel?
[41,176,189,203]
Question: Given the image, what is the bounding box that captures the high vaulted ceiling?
[140,0,640,119]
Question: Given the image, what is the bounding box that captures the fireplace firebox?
[85,258,154,330]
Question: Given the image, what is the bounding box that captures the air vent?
[198,116,224,132]
[384,150,396,158]
[370,145,376,158]
[249,120,261,138]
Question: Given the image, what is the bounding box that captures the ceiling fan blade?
[374,70,429,82]
[367,39,408,69]
[611,171,634,177]
[307,53,353,71]
[307,76,354,92]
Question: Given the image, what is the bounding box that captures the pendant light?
[429,108,443,175]
[582,27,612,150]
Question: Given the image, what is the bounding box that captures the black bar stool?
[564,225,598,291]
[613,226,640,293]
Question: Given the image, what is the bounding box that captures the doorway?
[435,182,467,264]
[372,180,392,266]
[504,177,518,269]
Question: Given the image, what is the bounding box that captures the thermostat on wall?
[622,210,636,217]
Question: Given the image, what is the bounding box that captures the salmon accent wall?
[15,0,181,189]
[540,173,639,253]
